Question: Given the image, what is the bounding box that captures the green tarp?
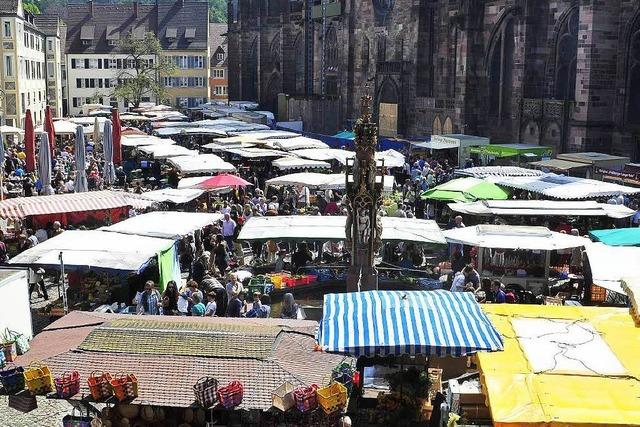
[589,228,640,247]
[470,144,553,158]
[157,243,179,292]
[421,177,510,202]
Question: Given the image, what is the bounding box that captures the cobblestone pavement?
[0,396,72,426]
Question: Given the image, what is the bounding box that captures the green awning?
[421,177,510,202]
[470,144,553,158]
[589,228,640,246]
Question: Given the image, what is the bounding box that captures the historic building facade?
[227,0,640,158]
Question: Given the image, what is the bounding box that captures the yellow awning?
[477,305,640,427]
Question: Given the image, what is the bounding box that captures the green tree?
[113,32,175,109]
[23,0,41,15]
[209,0,227,23]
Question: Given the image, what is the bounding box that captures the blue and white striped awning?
[317,290,503,357]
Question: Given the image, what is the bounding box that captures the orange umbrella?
[111,108,122,165]
[45,105,55,154]
[24,110,35,172]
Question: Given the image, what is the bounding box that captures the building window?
[108,39,117,46]
[4,55,12,77]
[213,69,224,78]
[47,39,52,51]
[216,52,224,61]
[215,85,227,95]
[3,21,10,38]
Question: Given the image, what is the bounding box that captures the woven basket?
[54,371,80,398]
[87,371,113,401]
[24,362,54,395]
[193,376,218,408]
[317,382,347,414]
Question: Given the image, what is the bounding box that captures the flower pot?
[2,342,17,362]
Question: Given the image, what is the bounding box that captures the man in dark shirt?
[226,291,245,317]
[491,280,506,304]
[291,242,313,271]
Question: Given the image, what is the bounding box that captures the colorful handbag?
[109,373,138,402]
[271,381,295,412]
[55,371,81,398]
[5,329,29,355]
[331,362,356,393]
[193,376,218,408]
[87,371,113,401]
[62,407,92,427]
[316,381,348,414]
[293,384,318,413]
[217,381,243,409]
[24,362,54,395]
[0,363,25,394]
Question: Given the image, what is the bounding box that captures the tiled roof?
[78,318,282,359]
[157,1,209,51]
[23,312,351,409]
[34,15,61,36]
[44,351,299,409]
[0,0,17,14]
[209,23,226,52]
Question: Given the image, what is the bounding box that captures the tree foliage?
[23,0,41,15]
[209,0,227,23]
[113,33,176,108]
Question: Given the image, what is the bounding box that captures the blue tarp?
[317,290,504,357]
[589,228,640,246]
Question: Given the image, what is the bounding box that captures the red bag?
[87,371,112,401]
[293,384,318,413]
[109,373,138,402]
[54,371,80,398]
[217,381,243,409]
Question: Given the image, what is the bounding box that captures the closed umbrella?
[38,133,54,195]
[102,119,116,186]
[93,117,101,145]
[45,105,56,154]
[111,108,122,165]
[24,110,36,172]
[0,127,4,200]
[74,125,88,193]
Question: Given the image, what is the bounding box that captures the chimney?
[88,0,94,17]
[134,1,138,17]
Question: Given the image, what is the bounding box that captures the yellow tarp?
[477,305,640,427]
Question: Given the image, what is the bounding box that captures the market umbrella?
[37,133,54,195]
[421,177,510,203]
[74,125,89,193]
[45,105,56,154]
[111,107,122,165]
[24,110,36,172]
[197,174,252,189]
[93,116,101,144]
[102,119,116,186]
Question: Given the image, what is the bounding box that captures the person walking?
[221,213,236,254]
[137,281,162,315]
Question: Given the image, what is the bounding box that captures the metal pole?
[59,251,68,314]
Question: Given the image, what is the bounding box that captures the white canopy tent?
[264,136,329,151]
[228,130,299,140]
[121,136,176,148]
[203,142,256,151]
[489,173,640,199]
[223,147,287,158]
[103,211,222,239]
[36,120,78,134]
[138,144,199,159]
[584,243,640,295]
[155,127,228,137]
[455,166,545,178]
[272,157,331,171]
[168,154,236,174]
[138,188,204,204]
[238,215,446,245]
[266,172,395,192]
[443,225,589,251]
[448,200,634,219]
[289,148,354,165]
[8,230,174,273]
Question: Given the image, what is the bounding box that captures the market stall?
[136,188,205,205]
[443,225,589,293]
[471,143,553,166]
[137,144,199,159]
[103,211,222,239]
[583,242,640,296]
[449,200,634,219]
[455,166,544,178]
[477,304,640,427]
[490,172,640,199]
[266,172,395,192]
[272,157,332,171]
[167,154,235,175]
[556,152,629,180]
[121,135,176,148]
[264,136,329,151]
[412,134,490,168]
[528,158,590,177]
[238,215,446,245]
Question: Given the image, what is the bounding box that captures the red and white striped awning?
[0,191,154,220]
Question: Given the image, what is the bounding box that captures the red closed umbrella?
[111,108,122,165]
[197,174,252,189]
[24,110,36,172]
[44,105,55,154]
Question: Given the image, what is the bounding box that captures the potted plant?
[0,330,17,362]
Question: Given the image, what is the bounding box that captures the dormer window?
[185,27,196,41]
[166,28,177,41]
[80,25,94,46]
[106,25,119,47]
